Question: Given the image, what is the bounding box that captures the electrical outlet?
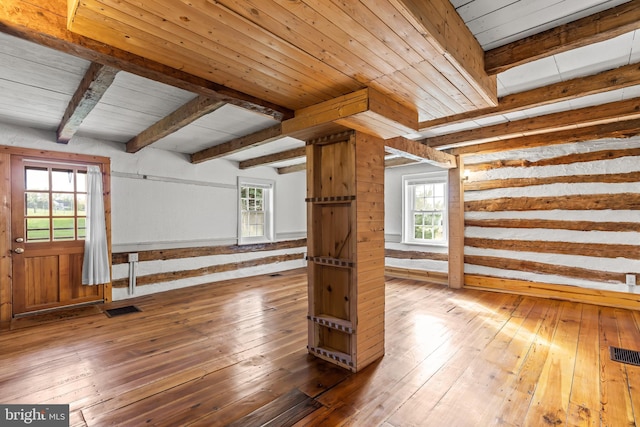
[626,274,636,286]
[128,252,138,263]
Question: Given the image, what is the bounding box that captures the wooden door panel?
[24,255,60,310]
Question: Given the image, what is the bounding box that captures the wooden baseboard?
[384,267,448,285]
[465,274,640,311]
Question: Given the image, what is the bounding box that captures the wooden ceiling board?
[67,1,321,109]
[68,0,496,122]
[115,0,359,101]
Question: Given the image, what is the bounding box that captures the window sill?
[238,237,273,246]
[400,240,448,248]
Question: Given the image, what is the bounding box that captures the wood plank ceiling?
[0,1,639,171]
[66,0,497,124]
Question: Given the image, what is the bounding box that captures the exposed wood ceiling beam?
[425,97,640,149]
[239,147,306,170]
[391,0,497,107]
[277,164,306,175]
[191,124,283,164]
[385,137,457,169]
[384,157,420,168]
[420,62,640,131]
[193,88,415,164]
[0,0,292,121]
[485,1,640,75]
[126,96,226,153]
[448,118,640,156]
[56,62,119,143]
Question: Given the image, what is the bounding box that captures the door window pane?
[53,218,75,240]
[25,192,50,216]
[52,169,74,192]
[52,193,74,216]
[76,171,87,193]
[25,167,48,191]
[26,218,50,241]
[76,194,87,216]
[77,218,86,239]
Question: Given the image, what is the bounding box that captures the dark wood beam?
[57,62,119,143]
[385,137,457,169]
[239,147,306,169]
[426,98,640,149]
[191,124,283,164]
[420,62,640,131]
[485,1,640,75]
[0,0,292,121]
[447,118,640,156]
[126,96,226,153]
[277,164,306,175]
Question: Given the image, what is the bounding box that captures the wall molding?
[465,274,640,311]
[111,170,236,189]
[384,266,448,285]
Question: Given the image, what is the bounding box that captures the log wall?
[463,137,640,295]
[111,239,307,298]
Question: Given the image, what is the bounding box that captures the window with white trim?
[402,172,447,245]
[238,177,274,244]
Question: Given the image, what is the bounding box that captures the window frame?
[237,177,275,245]
[23,163,88,243]
[401,171,448,246]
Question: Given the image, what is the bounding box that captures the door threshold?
[13,300,104,319]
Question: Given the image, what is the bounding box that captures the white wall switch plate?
[626,274,636,286]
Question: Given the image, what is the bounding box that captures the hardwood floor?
[1,268,639,426]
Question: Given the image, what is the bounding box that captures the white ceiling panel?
[554,32,636,80]
[224,136,305,162]
[567,89,626,109]
[497,56,559,95]
[152,104,279,154]
[461,0,631,49]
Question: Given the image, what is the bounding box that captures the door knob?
[14,248,24,254]
[15,237,24,243]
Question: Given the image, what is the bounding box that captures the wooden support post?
[306,131,385,372]
[448,156,464,289]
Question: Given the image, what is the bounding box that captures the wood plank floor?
[1,268,639,426]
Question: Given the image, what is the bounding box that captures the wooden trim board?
[465,274,640,312]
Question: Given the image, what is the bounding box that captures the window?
[402,172,447,245]
[24,165,87,242]
[238,177,274,244]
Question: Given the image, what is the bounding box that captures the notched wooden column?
[306,131,385,372]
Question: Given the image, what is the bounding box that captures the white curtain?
[82,165,111,285]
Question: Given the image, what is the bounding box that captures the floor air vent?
[610,346,640,366]
[104,305,142,318]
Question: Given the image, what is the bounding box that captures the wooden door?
[10,156,103,315]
